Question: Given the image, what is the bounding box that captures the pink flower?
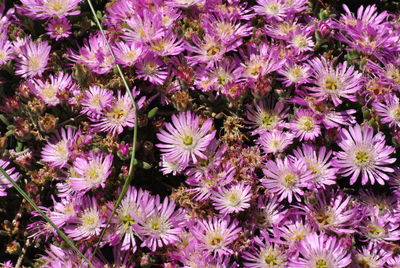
[15,39,51,78]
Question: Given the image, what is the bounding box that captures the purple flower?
[137,195,186,251]
[290,144,337,189]
[211,183,252,215]
[41,127,80,168]
[122,10,165,43]
[156,111,216,166]
[333,124,396,185]
[289,232,351,267]
[80,85,114,120]
[306,57,363,106]
[149,32,184,57]
[289,109,321,141]
[353,242,391,267]
[29,72,75,106]
[92,91,145,136]
[135,53,168,85]
[66,197,105,241]
[15,39,51,78]
[19,0,81,19]
[261,157,312,203]
[191,216,241,257]
[114,41,146,67]
[243,231,288,267]
[0,38,13,65]
[45,17,72,41]
[69,152,113,193]
[252,195,287,230]
[277,62,311,87]
[256,129,293,155]
[373,93,400,129]
[0,159,19,196]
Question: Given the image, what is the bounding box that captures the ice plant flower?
[290,144,337,189]
[15,39,51,78]
[289,109,321,141]
[289,232,351,267]
[306,57,363,106]
[114,41,146,67]
[192,216,241,257]
[0,159,19,196]
[93,91,145,136]
[137,195,186,251]
[0,38,13,65]
[19,0,82,19]
[69,152,113,193]
[261,157,312,203]
[80,85,114,120]
[256,129,293,155]
[334,124,396,185]
[135,53,168,85]
[156,111,216,166]
[41,127,80,168]
[373,93,400,129]
[67,197,105,241]
[211,183,252,215]
[45,17,72,40]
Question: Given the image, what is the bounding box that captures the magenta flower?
[306,57,363,106]
[156,111,216,166]
[149,32,184,57]
[19,0,81,19]
[137,195,186,252]
[45,17,72,41]
[41,127,80,168]
[135,53,168,85]
[277,62,311,87]
[80,85,114,120]
[29,72,75,106]
[373,94,400,129]
[289,232,351,267]
[261,157,312,203]
[93,91,145,136]
[256,129,293,155]
[122,10,165,43]
[253,195,287,230]
[333,124,396,185]
[354,242,391,267]
[66,197,105,241]
[114,41,146,67]
[243,231,288,267]
[290,144,337,189]
[0,159,19,196]
[211,183,252,215]
[0,38,13,65]
[289,109,321,141]
[69,152,113,193]
[15,39,51,78]
[192,216,241,257]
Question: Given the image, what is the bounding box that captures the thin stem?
[85,0,139,259]
[0,167,95,268]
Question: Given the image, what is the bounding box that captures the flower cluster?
[0,0,400,267]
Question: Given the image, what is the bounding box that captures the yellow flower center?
[324,76,341,92]
[182,135,193,146]
[283,173,297,188]
[207,233,223,246]
[315,259,328,268]
[263,253,281,265]
[226,192,240,207]
[206,45,221,56]
[107,106,126,121]
[261,112,278,128]
[298,116,315,132]
[28,56,42,72]
[368,224,385,237]
[293,35,308,49]
[354,150,371,167]
[266,3,280,15]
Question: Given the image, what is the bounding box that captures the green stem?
[0,168,95,268]
[85,0,139,259]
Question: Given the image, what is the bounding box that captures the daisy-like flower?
[277,62,311,87]
[290,144,337,189]
[192,216,241,257]
[111,187,155,252]
[289,109,321,141]
[114,41,146,67]
[49,197,78,227]
[45,17,72,41]
[252,195,287,231]
[137,195,186,252]
[15,39,51,78]
[29,72,75,106]
[20,0,82,19]
[0,38,13,65]
[41,127,80,168]
[0,159,19,196]
[165,0,204,8]
[333,124,396,185]
[185,34,231,66]
[246,99,288,135]
[69,152,113,193]
[353,242,391,268]
[135,53,168,85]
[373,94,400,129]
[149,32,184,57]
[80,85,114,120]
[306,57,363,106]
[156,111,216,166]
[299,189,362,235]
[122,10,165,43]
[261,157,312,203]
[160,156,186,175]
[287,26,314,54]
[289,233,351,267]
[256,129,293,155]
[243,231,288,268]
[93,91,145,136]
[278,216,314,250]
[211,183,252,215]
[67,197,105,241]
[253,0,288,21]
